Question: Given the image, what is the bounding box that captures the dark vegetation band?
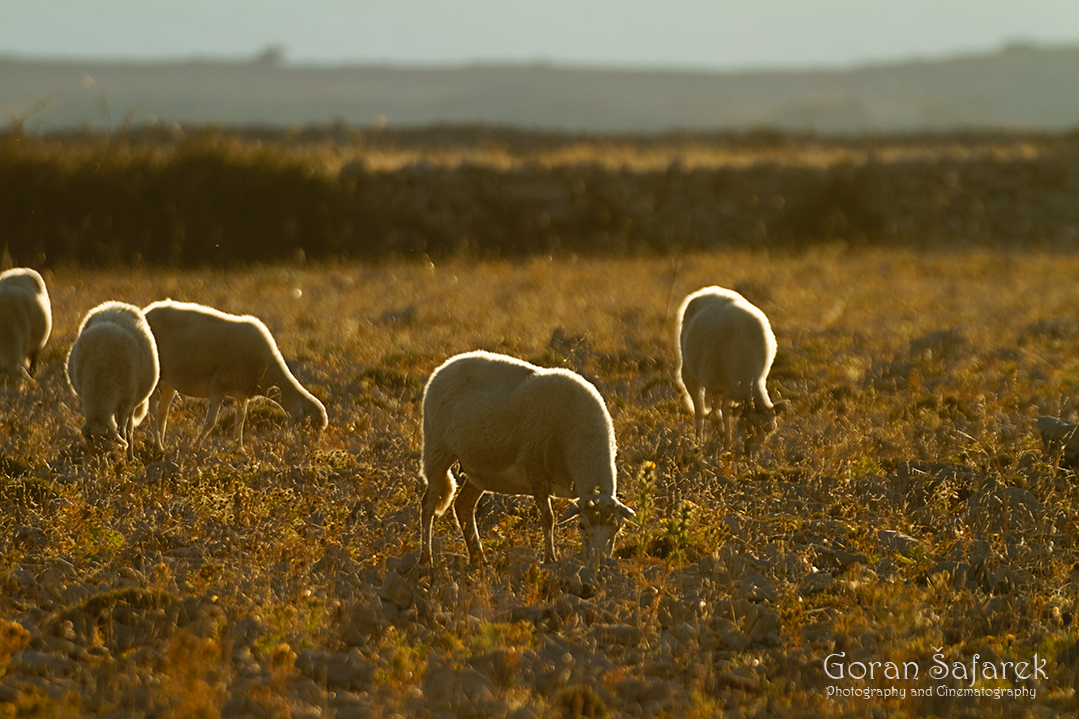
[3,126,1079,266]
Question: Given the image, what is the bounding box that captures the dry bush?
[4,128,1079,267]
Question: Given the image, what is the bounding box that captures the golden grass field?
[2,246,1079,717]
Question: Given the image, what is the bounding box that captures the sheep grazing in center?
[419,350,636,567]
[143,300,327,450]
[676,286,783,453]
[66,301,159,459]
[0,267,52,388]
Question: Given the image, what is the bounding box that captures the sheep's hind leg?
[682,370,706,442]
[151,385,177,452]
[453,479,487,567]
[121,408,136,460]
[420,448,457,566]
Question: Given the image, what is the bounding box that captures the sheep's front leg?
[453,479,486,566]
[705,390,723,447]
[194,394,227,449]
[721,398,736,450]
[534,494,556,563]
[234,398,250,449]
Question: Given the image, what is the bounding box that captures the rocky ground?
[2,254,1079,717]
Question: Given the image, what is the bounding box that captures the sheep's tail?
[421,449,457,518]
[432,471,456,517]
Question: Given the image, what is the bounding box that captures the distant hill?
[4,43,1079,134]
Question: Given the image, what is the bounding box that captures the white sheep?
[676,286,782,452]
[66,301,159,459]
[420,350,636,567]
[0,267,52,387]
[143,300,327,450]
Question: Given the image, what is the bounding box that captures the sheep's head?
[82,422,127,455]
[560,493,636,564]
[738,399,786,453]
[0,361,32,389]
[288,395,328,433]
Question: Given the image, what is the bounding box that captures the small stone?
[800,570,835,596]
[878,529,922,557]
[377,572,413,611]
[342,599,386,645]
[738,571,776,603]
[743,604,782,647]
[296,649,376,691]
[13,526,46,551]
[591,624,642,647]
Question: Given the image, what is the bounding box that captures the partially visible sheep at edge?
[66,301,159,459]
[420,350,636,568]
[0,267,52,388]
[143,299,327,450]
[676,285,783,453]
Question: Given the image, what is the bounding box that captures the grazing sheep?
[66,301,159,459]
[143,300,327,450]
[420,350,636,567]
[0,267,52,387]
[677,286,782,452]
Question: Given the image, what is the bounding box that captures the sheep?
[66,301,159,459]
[420,350,636,567]
[0,267,52,387]
[676,286,783,453]
[143,300,327,450]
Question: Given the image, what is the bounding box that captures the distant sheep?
[420,350,635,567]
[143,300,327,450]
[66,301,159,459]
[0,267,52,387]
[677,286,782,452]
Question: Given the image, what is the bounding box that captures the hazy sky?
[3,0,1079,70]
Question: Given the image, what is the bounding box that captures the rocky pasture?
[2,251,1079,718]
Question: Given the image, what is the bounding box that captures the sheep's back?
[0,290,33,356]
[0,281,50,354]
[423,352,536,448]
[149,308,279,395]
[80,303,158,384]
[0,268,48,298]
[678,287,741,331]
[680,296,775,395]
[424,351,617,496]
[67,323,150,407]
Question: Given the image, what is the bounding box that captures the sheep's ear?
[772,399,789,415]
[558,501,581,523]
[616,501,636,522]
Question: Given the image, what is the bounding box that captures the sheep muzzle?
[574,494,636,564]
[0,364,32,388]
[739,403,780,451]
[83,426,127,454]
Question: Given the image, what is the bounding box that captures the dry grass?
[2,248,1079,717]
